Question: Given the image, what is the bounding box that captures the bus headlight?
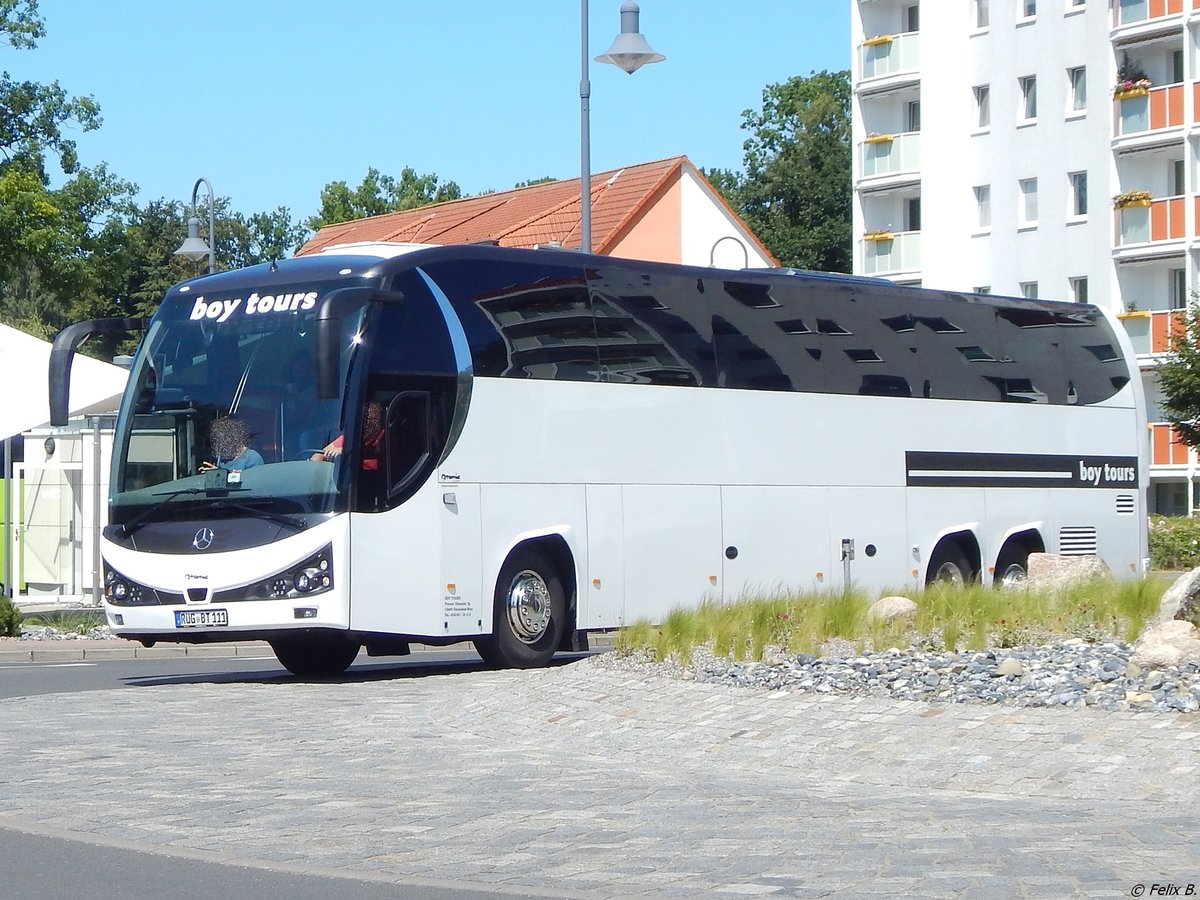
[218,546,334,602]
[103,562,153,606]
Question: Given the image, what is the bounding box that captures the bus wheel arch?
[925,532,981,587]
[993,529,1045,589]
[475,538,574,668]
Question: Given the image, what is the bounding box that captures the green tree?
[1157,302,1200,450]
[306,166,462,230]
[714,70,851,272]
[0,1,100,174]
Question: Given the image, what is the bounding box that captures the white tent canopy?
[0,322,129,439]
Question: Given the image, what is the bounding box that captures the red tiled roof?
[296,156,765,259]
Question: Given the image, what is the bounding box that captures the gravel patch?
[595,639,1200,714]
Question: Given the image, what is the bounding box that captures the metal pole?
[2,436,10,599]
[91,418,101,606]
[580,0,592,254]
[191,177,216,274]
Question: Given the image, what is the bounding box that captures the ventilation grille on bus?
[1059,526,1098,556]
[1116,495,1136,516]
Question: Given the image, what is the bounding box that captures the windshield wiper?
[119,488,209,537]
[118,489,307,537]
[208,498,306,532]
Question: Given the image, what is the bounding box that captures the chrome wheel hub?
[506,569,551,644]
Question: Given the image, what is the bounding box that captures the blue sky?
[17,1,849,222]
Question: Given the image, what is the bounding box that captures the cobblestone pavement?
[1,655,1198,898]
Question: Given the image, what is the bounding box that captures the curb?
[0,641,272,664]
[0,634,617,665]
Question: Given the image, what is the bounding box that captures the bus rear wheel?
[926,544,973,587]
[474,548,565,669]
[270,633,360,678]
[994,547,1031,589]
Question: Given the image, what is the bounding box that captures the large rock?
[866,596,917,624]
[1026,554,1113,591]
[1130,619,1200,670]
[1148,567,1200,629]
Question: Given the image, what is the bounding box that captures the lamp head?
[174,216,212,262]
[595,1,664,75]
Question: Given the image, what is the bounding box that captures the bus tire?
[994,546,1031,589]
[269,633,360,678]
[926,544,973,587]
[474,547,565,669]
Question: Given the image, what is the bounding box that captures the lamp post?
[581,1,664,254]
[174,177,216,274]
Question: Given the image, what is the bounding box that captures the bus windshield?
[109,283,365,525]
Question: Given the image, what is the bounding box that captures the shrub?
[0,594,20,638]
[1148,515,1200,570]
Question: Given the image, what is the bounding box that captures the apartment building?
[851,0,1200,515]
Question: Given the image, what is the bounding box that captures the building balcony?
[1113,83,1184,144]
[1113,196,1186,257]
[1150,422,1192,468]
[858,132,920,187]
[1113,0,1186,28]
[861,230,920,277]
[857,32,919,90]
[1117,307,1183,356]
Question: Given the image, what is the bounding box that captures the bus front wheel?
[474,548,565,669]
[270,633,360,678]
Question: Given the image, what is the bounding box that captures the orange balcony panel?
[1152,424,1190,466]
[1150,197,1185,241]
[1150,84,1184,129]
[1151,309,1186,354]
[1150,0,1183,15]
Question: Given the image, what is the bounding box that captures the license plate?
[175,609,229,628]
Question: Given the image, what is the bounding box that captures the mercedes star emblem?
[192,527,215,551]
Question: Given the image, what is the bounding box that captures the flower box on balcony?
[863,133,894,144]
[1117,310,1151,319]
[863,34,894,46]
[1113,79,1152,99]
[1113,191,1153,208]
[863,231,894,242]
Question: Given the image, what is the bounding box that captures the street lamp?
[581,1,663,254]
[174,177,216,274]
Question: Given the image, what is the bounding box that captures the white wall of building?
[679,170,775,269]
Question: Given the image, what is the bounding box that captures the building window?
[975,0,989,28]
[1070,277,1088,304]
[1171,159,1185,197]
[975,286,992,294]
[1068,0,1084,8]
[1170,268,1188,309]
[905,197,922,231]
[1069,172,1087,217]
[1174,50,1184,85]
[904,4,919,31]
[1019,76,1038,121]
[974,185,991,229]
[1019,178,1038,225]
[974,85,990,129]
[1020,281,1039,299]
[1068,66,1086,113]
[1020,0,1036,18]
[906,100,921,132]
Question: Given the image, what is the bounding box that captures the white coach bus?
[49,244,1147,675]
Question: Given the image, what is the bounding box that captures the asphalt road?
[0,648,498,700]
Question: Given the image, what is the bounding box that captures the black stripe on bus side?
[905,451,1138,489]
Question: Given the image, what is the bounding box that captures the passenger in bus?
[311,400,384,470]
[199,417,264,473]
